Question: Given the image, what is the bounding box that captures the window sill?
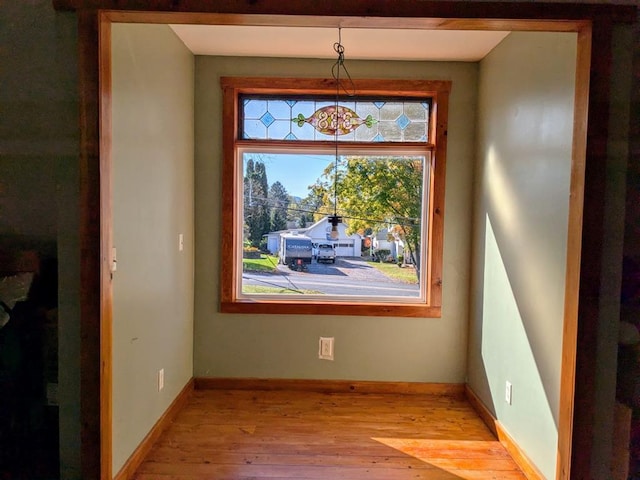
[220,300,441,318]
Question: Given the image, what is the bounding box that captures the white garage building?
[264,216,362,258]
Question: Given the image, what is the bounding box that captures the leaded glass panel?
[240,96,430,143]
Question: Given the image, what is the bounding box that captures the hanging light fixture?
[327,28,353,241]
[294,29,373,242]
[328,214,342,240]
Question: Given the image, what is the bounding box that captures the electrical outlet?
[505,381,512,405]
[319,337,334,360]
[158,369,164,391]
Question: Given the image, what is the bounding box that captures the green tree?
[311,155,423,278]
[302,181,334,223]
[244,158,270,247]
[285,197,313,228]
[269,181,289,232]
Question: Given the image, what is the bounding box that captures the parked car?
[316,243,336,264]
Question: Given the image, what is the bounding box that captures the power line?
[246,194,421,226]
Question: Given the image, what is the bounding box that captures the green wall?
[193,56,477,382]
[111,23,195,474]
[468,32,578,478]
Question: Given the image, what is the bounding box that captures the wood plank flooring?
[132,389,528,479]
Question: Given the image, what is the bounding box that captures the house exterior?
[264,229,290,254]
[370,227,409,262]
[264,217,362,258]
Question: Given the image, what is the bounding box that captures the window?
[220,77,450,317]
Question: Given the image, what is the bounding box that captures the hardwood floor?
[132,389,527,479]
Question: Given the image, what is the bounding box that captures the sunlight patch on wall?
[480,213,558,477]
[486,145,519,240]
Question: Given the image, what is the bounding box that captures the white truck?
[316,243,336,264]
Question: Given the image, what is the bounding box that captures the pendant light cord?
[332,29,356,97]
[331,28,355,219]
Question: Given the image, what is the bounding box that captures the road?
[243,258,420,298]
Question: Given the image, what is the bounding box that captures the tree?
[285,197,306,228]
[311,155,424,278]
[269,181,289,232]
[302,180,334,223]
[243,158,270,247]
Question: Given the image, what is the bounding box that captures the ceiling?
[169,25,511,62]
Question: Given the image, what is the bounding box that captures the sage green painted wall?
[193,57,477,382]
[468,32,578,479]
[111,24,195,474]
[0,1,81,477]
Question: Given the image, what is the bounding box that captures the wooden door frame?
[53,1,637,479]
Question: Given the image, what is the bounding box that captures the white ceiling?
[169,25,510,62]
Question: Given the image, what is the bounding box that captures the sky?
[244,153,335,199]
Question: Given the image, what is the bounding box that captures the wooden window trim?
[220,77,450,317]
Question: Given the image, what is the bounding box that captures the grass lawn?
[242,254,279,272]
[242,285,323,295]
[368,261,419,284]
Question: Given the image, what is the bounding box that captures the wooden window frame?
[220,77,451,317]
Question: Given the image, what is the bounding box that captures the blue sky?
[244,153,334,199]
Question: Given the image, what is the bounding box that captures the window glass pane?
[240,96,431,142]
[240,152,429,302]
[243,98,267,118]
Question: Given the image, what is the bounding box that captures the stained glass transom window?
[240,96,431,143]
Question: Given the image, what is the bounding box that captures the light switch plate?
[319,337,334,360]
